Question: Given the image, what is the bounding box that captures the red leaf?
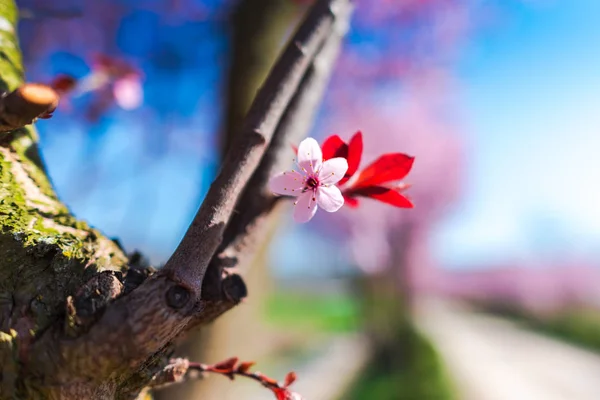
[92,53,137,78]
[273,388,290,400]
[348,186,413,208]
[339,131,363,185]
[237,361,256,374]
[321,134,347,161]
[50,74,77,95]
[212,357,238,372]
[343,194,360,208]
[351,153,414,189]
[284,371,297,387]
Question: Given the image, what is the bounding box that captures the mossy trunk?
[0,2,131,398]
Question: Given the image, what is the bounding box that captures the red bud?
[284,371,297,387]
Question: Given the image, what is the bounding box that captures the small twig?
[0,83,59,133]
[151,357,301,399]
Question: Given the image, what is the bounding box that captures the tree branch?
[163,0,351,296]
[150,357,300,399]
[197,3,352,321]
[0,83,58,133]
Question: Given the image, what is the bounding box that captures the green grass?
[479,302,600,353]
[265,290,456,399]
[344,320,456,400]
[539,311,600,351]
[264,290,361,334]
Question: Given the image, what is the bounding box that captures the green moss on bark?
[0,2,130,398]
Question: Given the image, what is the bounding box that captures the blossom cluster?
[50,53,143,119]
[270,131,414,222]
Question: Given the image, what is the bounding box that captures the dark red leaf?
[50,74,77,95]
[339,131,363,185]
[212,357,238,372]
[237,361,256,374]
[92,53,138,78]
[284,371,297,387]
[321,134,348,161]
[348,186,413,208]
[351,153,414,189]
[343,194,360,208]
[273,388,290,400]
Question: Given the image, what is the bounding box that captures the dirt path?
[417,300,600,400]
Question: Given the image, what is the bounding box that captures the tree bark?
[0,2,130,398]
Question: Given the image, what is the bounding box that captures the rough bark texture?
[0,0,352,398]
[0,2,133,398]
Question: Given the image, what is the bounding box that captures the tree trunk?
[0,2,131,398]
[220,0,299,154]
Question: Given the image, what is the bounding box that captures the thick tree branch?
[197,4,352,321]
[219,4,351,265]
[163,0,351,295]
[0,3,130,398]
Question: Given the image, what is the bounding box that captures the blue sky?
[434,0,600,268]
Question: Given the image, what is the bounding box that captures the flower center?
[306,176,319,189]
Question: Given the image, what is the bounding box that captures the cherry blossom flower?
[112,73,143,110]
[50,54,143,119]
[270,137,348,223]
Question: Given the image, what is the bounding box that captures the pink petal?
[113,76,143,109]
[319,157,348,185]
[316,185,344,212]
[297,137,322,174]
[293,191,318,223]
[269,171,305,196]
